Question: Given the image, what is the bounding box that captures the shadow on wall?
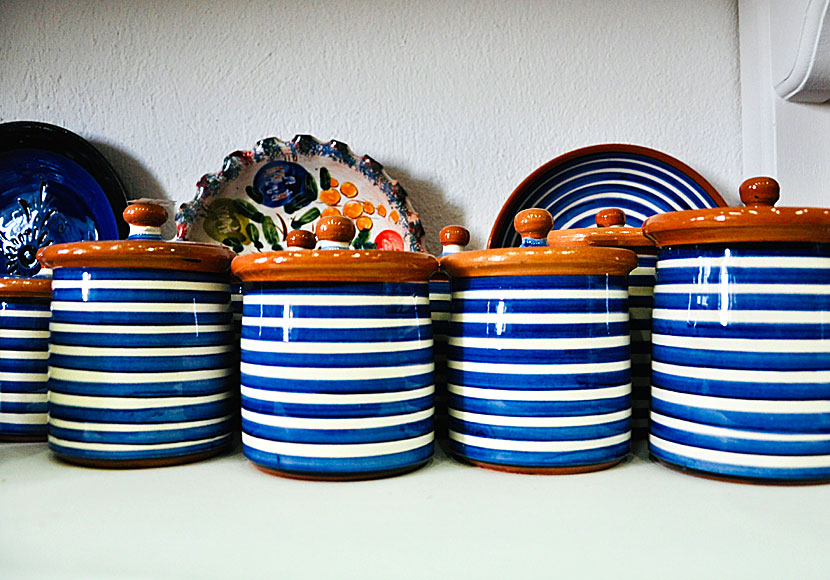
[90,140,177,239]
[385,165,465,255]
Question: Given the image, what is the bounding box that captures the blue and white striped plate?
[488,144,725,248]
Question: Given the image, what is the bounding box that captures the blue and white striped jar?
[644,177,830,482]
[38,202,237,467]
[0,279,51,441]
[232,217,439,479]
[441,244,638,473]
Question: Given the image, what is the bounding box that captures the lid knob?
[514,208,552,247]
[439,225,470,256]
[316,215,355,250]
[124,202,167,240]
[285,229,317,250]
[740,176,780,207]
[596,208,627,228]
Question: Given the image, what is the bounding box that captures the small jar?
[232,216,438,480]
[0,277,51,441]
[643,177,830,482]
[441,209,638,473]
[547,208,657,437]
[37,203,236,467]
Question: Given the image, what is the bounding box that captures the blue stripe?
[240,372,433,394]
[48,376,233,397]
[653,370,830,400]
[244,281,427,297]
[54,268,227,282]
[48,399,232,423]
[49,420,232,445]
[448,322,629,339]
[50,310,232,325]
[653,345,830,371]
[240,348,432,368]
[657,268,830,285]
[0,380,47,393]
[0,358,48,373]
[0,338,49,350]
[449,440,629,468]
[241,395,434,419]
[447,368,630,389]
[48,352,236,372]
[49,331,233,348]
[452,297,628,314]
[448,394,630,417]
[449,417,630,441]
[49,434,231,462]
[452,274,627,292]
[242,303,431,319]
[240,325,431,343]
[1,300,50,311]
[0,317,50,330]
[652,319,826,340]
[241,417,433,444]
[242,442,433,475]
[0,402,47,414]
[0,422,46,437]
[447,345,630,365]
[655,293,830,311]
[658,243,830,260]
[52,288,231,303]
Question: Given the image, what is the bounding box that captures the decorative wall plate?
[0,121,128,277]
[487,144,726,249]
[176,135,425,253]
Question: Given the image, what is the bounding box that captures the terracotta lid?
[441,208,636,277]
[643,177,830,246]
[232,216,437,283]
[38,203,235,273]
[546,208,654,248]
[285,229,317,250]
[439,225,470,256]
[0,277,51,299]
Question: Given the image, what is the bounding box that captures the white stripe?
[651,412,830,442]
[48,415,232,432]
[652,309,827,324]
[51,280,227,291]
[448,359,629,375]
[0,349,48,360]
[49,322,230,334]
[451,312,628,324]
[49,344,233,357]
[651,386,830,413]
[241,407,433,430]
[240,384,434,405]
[242,316,430,329]
[652,333,830,353]
[655,283,830,295]
[447,335,629,350]
[452,289,628,300]
[0,371,48,382]
[240,338,432,354]
[240,361,433,381]
[449,408,630,427]
[0,309,50,318]
[244,294,428,306]
[628,286,654,296]
[653,361,830,384]
[2,329,49,339]
[429,293,451,301]
[48,433,231,452]
[631,266,656,277]
[48,391,231,409]
[650,435,830,469]
[0,412,46,424]
[448,383,631,401]
[231,294,243,302]
[0,392,47,403]
[657,256,830,270]
[49,367,231,384]
[242,431,433,458]
[449,430,630,452]
[51,301,231,312]
[431,312,450,321]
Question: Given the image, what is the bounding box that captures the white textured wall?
[0,0,742,252]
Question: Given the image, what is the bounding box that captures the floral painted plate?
[488,144,727,248]
[176,135,425,253]
[0,121,128,277]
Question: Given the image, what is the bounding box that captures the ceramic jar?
[232,217,438,480]
[547,208,657,437]
[37,203,236,467]
[441,209,638,473]
[643,177,830,482]
[0,277,51,441]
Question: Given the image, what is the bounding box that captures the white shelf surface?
[2,439,830,579]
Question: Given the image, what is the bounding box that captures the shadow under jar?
[643,177,830,483]
[441,237,638,474]
[37,203,236,468]
[232,217,438,480]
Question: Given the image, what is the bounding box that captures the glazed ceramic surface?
[0,121,127,277]
[176,135,425,254]
[488,144,725,249]
[0,279,51,441]
[649,243,830,481]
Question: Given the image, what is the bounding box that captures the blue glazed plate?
[488,144,726,248]
[0,122,127,277]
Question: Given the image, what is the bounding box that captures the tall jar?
[232,216,438,480]
[441,209,638,473]
[643,177,830,482]
[37,203,236,467]
[0,277,51,441]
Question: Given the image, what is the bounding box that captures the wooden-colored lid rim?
[38,241,235,272]
[546,208,654,248]
[441,246,638,278]
[0,277,51,298]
